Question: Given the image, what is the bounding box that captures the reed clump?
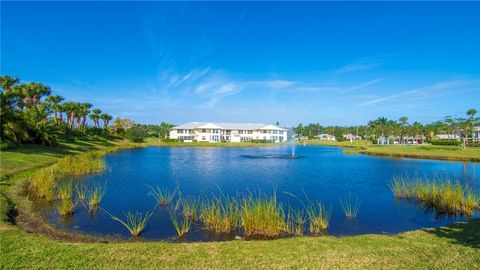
[110,211,153,237]
[169,210,192,237]
[30,168,56,201]
[339,193,361,219]
[149,186,177,206]
[391,176,479,216]
[87,184,106,212]
[199,196,240,233]
[306,202,331,234]
[56,198,77,216]
[30,150,107,200]
[287,209,307,236]
[75,183,88,201]
[240,193,288,237]
[56,181,74,201]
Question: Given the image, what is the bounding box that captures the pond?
[35,145,479,241]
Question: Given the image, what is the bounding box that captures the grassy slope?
[1,139,479,269]
[1,220,479,269]
[304,140,480,162]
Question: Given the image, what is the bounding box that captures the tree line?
[294,111,478,146]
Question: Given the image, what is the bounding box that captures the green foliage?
[428,140,462,146]
[56,198,77,216]
[125,125,148,143]
[149,186,177,206]
[240,192,287,237]
[169,209,192,237]
[88,184,107,212]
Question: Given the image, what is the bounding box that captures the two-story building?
[169,122,288,143]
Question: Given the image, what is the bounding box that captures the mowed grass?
[303,139,480,162]
[1,220,479,269]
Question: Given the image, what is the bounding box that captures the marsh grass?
[339,193,361,219]
[199,196,240,233]
[75,183,88,201]
[30,150,107,200]
[110,211,153,237]
[169,210,192,237]
[180,197,199,221]
[56,181,73,201]
[306,202,331,234]
[30,168,56,201]
[149,186,177,206]
[391,176,479,216]
[287,209,307,236]
[240,192,288,237]
[87,184,106,212]
[56,198,77,216]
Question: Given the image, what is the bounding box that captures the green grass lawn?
[1,139,479,269]
[1,220,478,269]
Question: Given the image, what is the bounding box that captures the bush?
[0,141,13,150]
[428,140,461,146]
[162,138,182,143]
[125,125,147,143]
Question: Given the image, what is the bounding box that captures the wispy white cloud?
[335,59,379,74]
[356,80,472,107]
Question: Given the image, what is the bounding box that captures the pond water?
[35,146,479,241]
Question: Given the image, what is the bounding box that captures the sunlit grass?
[199,196,240,233]
[110,211,153,237]
[391,176,479,216]
[56,181,73,201]
[30,168,56,201]
[169,210,192,238]
[74,183,88,201]
[305,201,331,234]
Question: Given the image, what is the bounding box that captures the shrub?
[125,125,147,143]
[428,140,461,146]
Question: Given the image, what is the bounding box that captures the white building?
[316,134,336,141]
[169,122,288,143]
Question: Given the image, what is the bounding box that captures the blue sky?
[1,2,479,126]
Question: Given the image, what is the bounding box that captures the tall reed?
[56,198,77,216]
[149,186,177,206]
[180,197,199,221]
[305,202,331,234]
[287,208,307,236]
[110,211,153,237]
[199,196,240,233]
[240,192,287,237]
[391,176,479,216]
[169,210,192,237]
[56,181,73,201]
[339,193,361,219]
[30,168,56,201]
[75,183,88,201]
[88,184,106,212]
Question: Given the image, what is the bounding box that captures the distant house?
[169,122,288,143]
[343,133,362,141]
[433,127,480,142]
[316,134,336,141]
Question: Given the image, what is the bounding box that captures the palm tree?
[466,109,477,143]
[78,103,92,129]
[0,75,20,94]
[61,102,80,129]
[100,113,113,128]
[89,109,102,128]
[19,82,51,108]
[0,92,28,144]
[399,116,408,144]
[45,95,64,124]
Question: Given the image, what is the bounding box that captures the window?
[273,130,278,134]
[202,136,206,140]
[279,131,284,134]
[202,129,207,133]
[239,130,244,134]
[248,130,253,134]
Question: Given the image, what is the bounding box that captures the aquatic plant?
[199,196,240,233]
[56,181,73,201]
[56,198,77,216]
[240,192,288,237]
[75,183,88,201]
[149,186,177,206]
[30,168,56,201]
[110,211,153,237]
[339,193,361,219]
[180,197,199,221]
[87,184,106,211]
[169,210,192,237]
[390,176,479,216]
[305,201,330,234]
[287,208,307,236]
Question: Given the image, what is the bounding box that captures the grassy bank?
[1,220,479,269]
[304,140,480,162]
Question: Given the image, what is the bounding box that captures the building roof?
[172,122,287,131]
